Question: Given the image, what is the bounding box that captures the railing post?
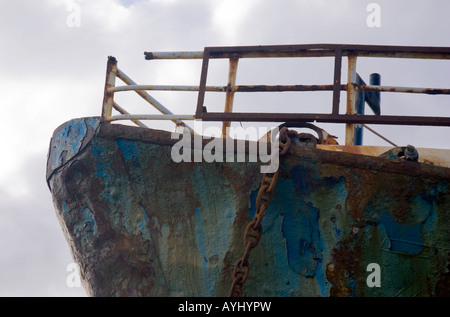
[346,55,357,145]
[222,56,239,138]
[332,49,343,115]
[369,73,381,108]
[354,74,365,145]
[102,56,118,121]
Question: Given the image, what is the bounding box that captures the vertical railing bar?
[222,56,239,138]
[107,45,450,130]
[332,49,343,115]
[346,55,358,145]
[102,56,117,120]
[354,74,365,145]
[196,49,210,119]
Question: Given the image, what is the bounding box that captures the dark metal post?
[354,74,365,145]
[370,73,381,108]
[354,73,381,145]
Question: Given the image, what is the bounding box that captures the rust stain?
[434,253,450,296]
[318,145,450,169]
[326,228,363,297]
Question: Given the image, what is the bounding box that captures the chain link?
[229,127,291,297]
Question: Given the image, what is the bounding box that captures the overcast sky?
[0,0,449,297]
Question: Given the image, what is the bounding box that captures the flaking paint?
[47,118,450,297]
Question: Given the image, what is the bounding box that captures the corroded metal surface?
[194,44,450,127]
[105,45,450,136]
[47,117,450,297]
[317,145,450,169]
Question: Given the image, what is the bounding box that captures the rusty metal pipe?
[203,44,450,60]
[108,85,226,93]
[116,68,186,127]
[357,84,450,95]
[112,102,149,128]
[361,124,397,147]
[196,112,450,126]
[144,51,204,60]
[234,84,344,92]
[332,49,343,115]
[222,57,239,138]
[109,84,345,93]
[109,114,195,121]
[146,44,450,61]
[102,56,117,120]
[346,55,357,145]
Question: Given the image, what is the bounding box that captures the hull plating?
[46,117,450,296]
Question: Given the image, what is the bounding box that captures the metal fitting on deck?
[379,145,419,162]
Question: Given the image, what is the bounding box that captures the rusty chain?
[229,127,291,297]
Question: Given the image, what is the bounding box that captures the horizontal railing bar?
[204,44,450,60]
[115,68,194,131]
[110,44,450,132]
[196,112,450,126]
[356,84,450,95]
[205,50,450,60]
[113,101,149,128]
[109,112,450,127]
[109,84,347,93]
[110,83,450,95]
[116,68,187,126]
[144,51,204,60]
[116,69,175,115]
[234,84,344,92]
[144,44,450,60]
[108,85,226,93]
[109,114,196,121]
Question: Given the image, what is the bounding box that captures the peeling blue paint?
[314,258,328,297]
[50,118,101,172]
[85,117,100,130]
[195,207,211,296]
[422,208,437,234]
[291,165,310,195]
[62,201,68,213]
[117,138,139,162]
[282,199,322,277]
[73,207,98,250]
[139,210,151,241]
[380,212,423,255]
[76,207,96,234]
[47,118,450,296]
[251,171,331,294]
[91,142,108,179]
[248,190,258,219]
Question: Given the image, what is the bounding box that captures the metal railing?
[102,44,450,145]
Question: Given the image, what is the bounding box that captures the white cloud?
[211,0,259,44]
[82,0,132,32]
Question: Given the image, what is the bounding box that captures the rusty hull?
[46,117,450,297]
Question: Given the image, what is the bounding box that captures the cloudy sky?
[0,0,449,297]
